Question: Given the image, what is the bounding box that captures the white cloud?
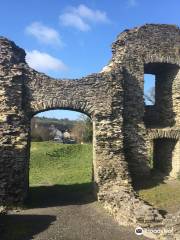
[60,12,90,31]
[128,0,138,7]
[59,4,110,31]
[25,22,63,46]
[74,4,109,23]
[26,50,67,72]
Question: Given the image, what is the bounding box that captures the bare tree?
[71,121,85,143]
[145,87,155,105]
[71,114,92,143]
[31,118,51,141]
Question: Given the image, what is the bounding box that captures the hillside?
[31,116,79,132]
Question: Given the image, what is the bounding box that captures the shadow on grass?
[25,182,96,209]
[0,214,56,240]
[132,171,180,216]
[133,170,167,191]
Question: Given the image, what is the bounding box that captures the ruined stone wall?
[171,140,180,178]
[0,24,180,227]
[0,38,30,203]
[155,64,179,127]
[173,70,180,127]
[24,66,133,201]
[104,24,180,179]
[0,37,132,211]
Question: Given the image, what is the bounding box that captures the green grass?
[1,143,93,240]
[29,142,180,213]
[30,142,93,186]
[138,181,180,213]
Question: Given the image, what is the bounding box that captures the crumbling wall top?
[115,24,180,63]
[0,37,26,67]
[101,24,180,73]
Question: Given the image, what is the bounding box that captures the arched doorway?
[28,109,95,206]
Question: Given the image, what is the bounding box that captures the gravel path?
[0,201,150,240]
[0,186,151,240]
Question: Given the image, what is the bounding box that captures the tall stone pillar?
[123,66,151,179]
[93,116,162,225]
[93,117,131,191]
[0,37,30,204]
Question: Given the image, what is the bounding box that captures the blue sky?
[0,0,179,119]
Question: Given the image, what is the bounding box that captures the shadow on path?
[0,182,95,240]
[25,182,96,208]
[0,214,56,240]
[0,182,151,240]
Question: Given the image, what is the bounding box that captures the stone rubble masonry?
[0,24,179,229]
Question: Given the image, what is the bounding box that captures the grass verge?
[137,180,180,213]
[30,142,93,186]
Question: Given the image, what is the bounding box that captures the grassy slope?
[30,142,93,186]
[30,142,180,213]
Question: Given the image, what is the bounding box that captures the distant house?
[63,130,71,139]
[49,125,63,142]
[63,130,76,143]
[49,125,75,143]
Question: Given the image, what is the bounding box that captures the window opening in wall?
[144,74,155,106]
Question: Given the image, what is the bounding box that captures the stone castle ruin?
[0,24,180,227]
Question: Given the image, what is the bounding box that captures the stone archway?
[29,109,95,203]
[0,38,131,220]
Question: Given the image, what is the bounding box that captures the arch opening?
[28,109,95,207]
[144,62,179,128]
[152,138,179,178]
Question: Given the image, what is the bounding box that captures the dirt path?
[0,201,150,240]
